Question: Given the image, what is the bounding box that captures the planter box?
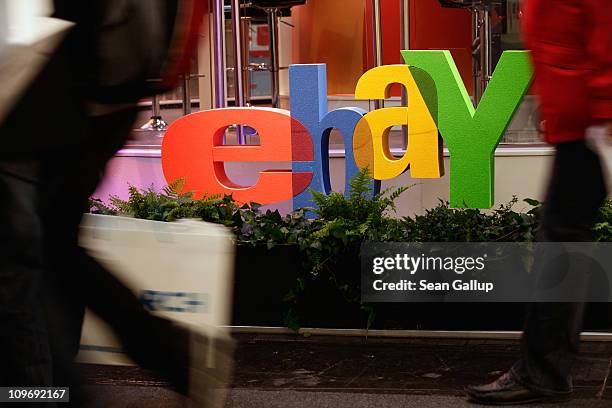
[232,248,531,330]
[232,244,301,327]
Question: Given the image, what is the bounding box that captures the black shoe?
[465,371,572,405]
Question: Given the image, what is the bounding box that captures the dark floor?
[77,333,612,407]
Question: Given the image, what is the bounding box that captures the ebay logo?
[162,50,533,209]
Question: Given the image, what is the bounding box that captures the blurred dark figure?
[0,36,81,390]
[467,0,611,405]
[0,0,206,404]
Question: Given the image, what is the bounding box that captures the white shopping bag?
[77,215,236,407]
[586,126,612,192]
[77,214,235,365]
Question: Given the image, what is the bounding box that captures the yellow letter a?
[353,65,442,180]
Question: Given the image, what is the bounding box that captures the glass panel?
[226,20,273,103]
[496,0,541,145]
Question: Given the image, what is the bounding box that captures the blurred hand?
[593,120,612,138]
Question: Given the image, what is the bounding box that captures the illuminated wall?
[291,0,473,96]
[291,0,365,95]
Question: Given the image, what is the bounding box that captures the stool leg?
[140,94,168,132]
[182,74,192,116]
[267,8,280,109]
[230,0,247,144]
[212,0,227,110]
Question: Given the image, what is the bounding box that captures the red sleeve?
[521,0,611,142]
[521,0,592,142]
[585,0,612,121]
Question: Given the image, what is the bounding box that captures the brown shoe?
[465,371,572,405]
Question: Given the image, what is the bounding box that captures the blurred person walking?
[466,0,611,405]
[0,1,76,389]
[42,1,214,405]
[0,0,218,405]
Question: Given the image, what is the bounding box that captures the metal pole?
[372,0,383,68]
[231,0,246,144]
[241,17,252,106]
[478,7,492,100]
[267,8,281,108]
[212,0,226,109]
[400,0,410,149]
[371,0,383,110]
[400,0,410,52]
[152,94,161,118]
[182,73,192,115]
[471,8,481,104]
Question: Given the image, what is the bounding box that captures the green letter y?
[401,50,533,208]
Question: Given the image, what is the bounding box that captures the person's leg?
[42,108,191,394]
[0,160,53,387]
[513,140,607,393]
[467,141,607,404]
[41,108,136,392]
[0,41,79,388]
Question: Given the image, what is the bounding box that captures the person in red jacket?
[466,0,611,405]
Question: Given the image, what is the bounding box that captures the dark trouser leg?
[0,38,85,390]
[42,108,189,395]
[42,109,137,394]
[513,141,607,394]
[0,161,53,387]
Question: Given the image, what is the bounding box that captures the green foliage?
[313,168,404,213]
[288,168,410,328]
[303,169,406,259]
[89,198,117,215]
[239,209,310,249]
[97,180,248,231]
[94,179,310,247]
[402,197,539,243]
[594,199,612,242]
[96,173,597,332]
